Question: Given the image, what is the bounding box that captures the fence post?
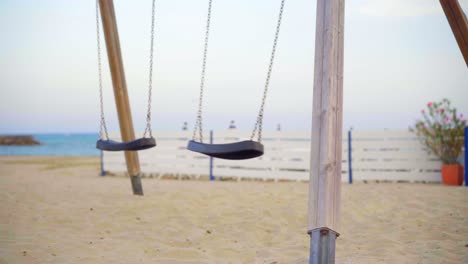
[209,130,214,181]
[465,126,467,187]
[348,129,352,184]
[100,150,105,176]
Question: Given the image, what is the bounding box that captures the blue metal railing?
[465,127,467,186]
[348,129,353,184]
[209,130,214,181]
[100,150,105,176]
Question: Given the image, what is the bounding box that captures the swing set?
[95,0,346,263]
[96,0,285,160]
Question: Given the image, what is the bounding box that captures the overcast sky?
[0,0,467,133]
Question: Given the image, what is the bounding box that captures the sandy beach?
[0,156,466,264]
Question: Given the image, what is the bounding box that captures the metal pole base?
[308,227,339,264]
[130,174,144,196]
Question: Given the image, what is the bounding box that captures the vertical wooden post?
[99,0,143,195]
[307,0,345,262]
[439,0,468,66]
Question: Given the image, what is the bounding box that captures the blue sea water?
[0,134,100,156]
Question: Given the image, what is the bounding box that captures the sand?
[0,156,466,264]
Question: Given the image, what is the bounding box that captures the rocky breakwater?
[0,136,41,146]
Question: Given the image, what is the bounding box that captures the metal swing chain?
[96,0,109,140]
[143,0,157,138]
[250,0,286,142]
[96,0,156,140]
[193,0,213,143]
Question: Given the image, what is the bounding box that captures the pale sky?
[0,0,467,133]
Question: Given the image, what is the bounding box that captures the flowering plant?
[411,99,466,164]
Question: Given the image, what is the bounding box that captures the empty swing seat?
[96,137,156,151]
[187,140,264,160]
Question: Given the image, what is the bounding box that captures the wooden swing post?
[307,0,345,263]
[98,0,143,195]
[439,0,468,66]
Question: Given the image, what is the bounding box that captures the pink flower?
[427,102,433,107]
[440,108,445,113]
[461,113,464,118]
[446,117,450,122]
[421,109,425,114]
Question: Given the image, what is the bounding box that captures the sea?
[0,134,100,156]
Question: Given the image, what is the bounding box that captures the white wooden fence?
[102,130,448,182]
[348,130,442,182]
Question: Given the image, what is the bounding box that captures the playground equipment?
[95,0,158,195]
[95,0,346,262]
[187,0,286,160]
[440,0,468,66]
[307,0,345,263]
[95,0,157,152]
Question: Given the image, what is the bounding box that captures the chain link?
[193,0,213,142]
[250,0,286,142]
[143,0,157,138]
[96,0,109,140]
[96,0,156,140]
[192,0,285,143]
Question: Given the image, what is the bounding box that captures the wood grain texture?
[99,0,142,194]
[307,0,345,231]
[440,0,468,66]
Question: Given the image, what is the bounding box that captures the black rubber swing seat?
[96,137,156,151]
[187,140,264,160]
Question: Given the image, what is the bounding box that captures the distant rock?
[0,136,41,146]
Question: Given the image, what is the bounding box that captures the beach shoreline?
[0,156,466,263]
